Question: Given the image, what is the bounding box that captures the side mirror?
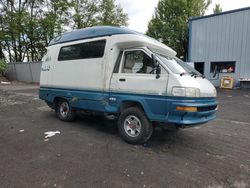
[152,54,161,79]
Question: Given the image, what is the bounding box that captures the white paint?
[41,33,216,98]
[19,130,24,132]
[44,131,61,138]
[1,81,11,84]
[40,34,176,93]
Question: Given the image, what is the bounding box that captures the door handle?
[119,78,126,82]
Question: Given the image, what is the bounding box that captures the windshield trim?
[156,54,202,77]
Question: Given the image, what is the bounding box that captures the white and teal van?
[39,26,218,144]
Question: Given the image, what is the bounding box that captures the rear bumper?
[166,97,218,126]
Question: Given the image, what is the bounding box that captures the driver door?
[110,49,168,96]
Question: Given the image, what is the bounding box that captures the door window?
[122,51,154,74]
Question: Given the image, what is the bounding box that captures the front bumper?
[166,97,218,126]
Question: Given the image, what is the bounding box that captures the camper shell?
[39,26,218,144]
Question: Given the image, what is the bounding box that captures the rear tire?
[118,107,153,145]
[56,99,76,122]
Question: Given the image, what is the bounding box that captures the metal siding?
[188,21,192,61]
[189,9,250,86]
[246,10,250,79]
[228,14,234,61]
[243,10,250,79]
[221,15,226,60]
[210,17,218,61]
[234,13,242,80]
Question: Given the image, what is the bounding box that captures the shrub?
[0,59,7,76]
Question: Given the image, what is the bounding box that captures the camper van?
[39,26,218,144]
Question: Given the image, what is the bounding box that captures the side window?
[210,61,236,73]
[122,51,154,74]
[58,40,106,61]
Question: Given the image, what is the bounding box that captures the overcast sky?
[116,0,250,33]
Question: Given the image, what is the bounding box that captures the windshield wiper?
[180,72,205,79]
[188,71,197,77]
[189,71,206,79]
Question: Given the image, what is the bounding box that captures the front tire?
[118,107,153,145]
[56,99,76,122]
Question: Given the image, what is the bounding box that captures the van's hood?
[167,74,217,97]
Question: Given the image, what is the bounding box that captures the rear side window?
[58,40,106,61]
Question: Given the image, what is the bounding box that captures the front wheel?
[56,99,76,122]
[118,107,153,145]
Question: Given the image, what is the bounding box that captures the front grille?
[197,105,217,112]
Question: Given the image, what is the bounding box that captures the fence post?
[29,62,34,83]
[13,62,17,81]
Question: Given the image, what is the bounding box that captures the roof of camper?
[48,26,140,46]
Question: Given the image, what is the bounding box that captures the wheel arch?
[118,100,146,115]
[53,96,68,103]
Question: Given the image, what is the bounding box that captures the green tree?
[0,48,4,60]
[25,0,46,61]
[41,0,71,46]
[0,0,71,62]
[71,0,99,29]
[97,0,128,26]
[0,58,7,76]
[213,4,222,14]
[0,0,30,62]
[0,0,128,62]
[147,0,211,60]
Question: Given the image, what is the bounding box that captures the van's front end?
[156,54,218,127]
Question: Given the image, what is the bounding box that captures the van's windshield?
[157,54,201,76]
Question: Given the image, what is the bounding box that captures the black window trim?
[58,39,106,61]
[113,51,123,73]
[120,48,153,74]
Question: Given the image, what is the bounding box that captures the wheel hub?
[124,115,141,137]
[60,102,69,117]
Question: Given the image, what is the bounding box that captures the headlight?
[213,88,217,97]
[172,87,200,97]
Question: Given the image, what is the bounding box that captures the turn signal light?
[176,106,197,112]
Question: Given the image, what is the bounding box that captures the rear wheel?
[56,99,76,122]
[118,107,153,145]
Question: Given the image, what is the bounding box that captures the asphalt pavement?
[0,83,249,188]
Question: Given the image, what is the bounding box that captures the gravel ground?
[0,83,249,188]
